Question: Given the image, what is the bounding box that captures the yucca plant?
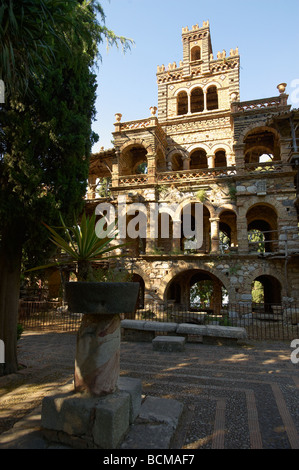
[28,212,126,281]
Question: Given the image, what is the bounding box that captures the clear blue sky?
[92,0,299,152]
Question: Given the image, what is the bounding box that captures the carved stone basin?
[65,281,140,315]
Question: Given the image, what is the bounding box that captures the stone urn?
[277,83,287,94]
[149,106,157,116]
[114,113,122,122]
[65,282,140,397]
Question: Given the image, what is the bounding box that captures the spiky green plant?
[28,212,126,281]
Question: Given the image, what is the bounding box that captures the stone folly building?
[87,21,299,313]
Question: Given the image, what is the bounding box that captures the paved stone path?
[0,331,299,449]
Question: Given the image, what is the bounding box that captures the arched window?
[190,149,208,169]
[171,153,184,171]
[177,91,188,115]
[191,88,204,113]
[252,275,282,307]
[247,205,278,253]
[244,128,280,166]
[207,85,218,110]
[191,46,201,61]
[214,150,227,168]
[120,145,148,176]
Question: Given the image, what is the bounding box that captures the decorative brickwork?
[87,21,299,314]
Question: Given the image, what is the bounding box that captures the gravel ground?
[0,331,299,449]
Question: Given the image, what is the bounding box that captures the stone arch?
[216,204,237,217]
[210,143,232,155]
[246,203,278,253]
[246,266,285,305]
[247,264,283,287]
[128,264,151,293]
[214,149,227,167]
[167,147,189,171]
[156,145,167,172]
[237,124,281,147]
[119,139,154,156]
[243,126,281,164]
[119,140,153,176]
[160,264,230,312]
[202,80,222,92]
[174,87,189,97]
[243,200,279,217]
[218,208,238,252]
[179,197,216,219]
[189,148,208,169]
[187,142,210,155]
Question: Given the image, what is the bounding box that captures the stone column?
[237,213,249,253]
[207,154,215,168]
[75,313,121,396]
[147,155,156,184]
[211,280,222,315]
[146,204,156,254]
[112,151,120,187]
[234,144,245,175]
[226,154,235,167]
[204,91,207,112]
[182,155,190,170]
[171,217,182,252]
[87,175,97,199]
[210,218,220,253]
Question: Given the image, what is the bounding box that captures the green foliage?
[0,0,133,271]
[248,230,266,253]
[196,189,206,202]
[136,162,148,174]
[27,212,126,281]
[252,280,264,303]
[0,0,133,375]
[219,231,230,253]
[0,0,133,98]
[228,184,237,200]
[156,184,168,195]
[190,280,213,307]
[97,177,111,197]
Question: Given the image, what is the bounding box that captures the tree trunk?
[0,228,23,376]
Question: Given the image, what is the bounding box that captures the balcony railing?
[231,96,284,113]
[157,166,237,183]
[118,174,149,186]
[244,161,290,173]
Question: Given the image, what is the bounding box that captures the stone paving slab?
[0,331,299,449]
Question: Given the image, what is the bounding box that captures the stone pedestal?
[41,377,142,449]
[41,281,142,448]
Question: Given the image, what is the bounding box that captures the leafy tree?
[190,280,214,307]
[252,281,264,304]
[0,0,132,375]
